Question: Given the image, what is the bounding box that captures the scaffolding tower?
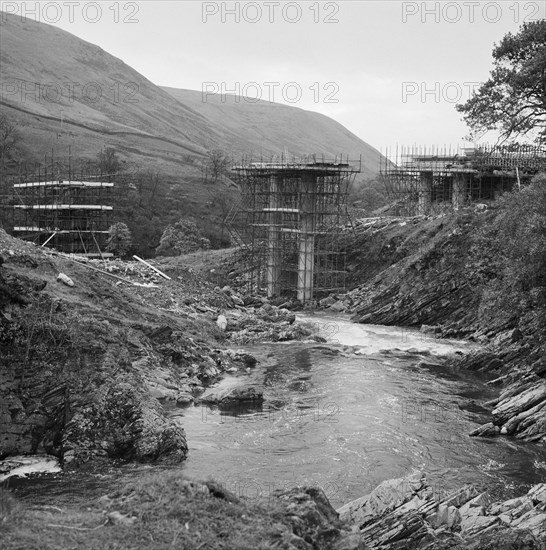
[230,154,360,304]
[381,144,546,216]
[12,177,114,257]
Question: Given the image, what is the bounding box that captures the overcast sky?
[5,1,543,157]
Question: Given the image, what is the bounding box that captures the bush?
[493,174,546,292]
[477,173,546,326]
[156,219,211,256]
[106,222,132,257]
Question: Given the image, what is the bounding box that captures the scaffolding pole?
[381,144,546,216]
[230,154,360,304]
[10,153,114,256]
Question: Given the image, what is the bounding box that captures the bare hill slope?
[0,12,220,176]
[1,12,382,178]
[162,87,382,177]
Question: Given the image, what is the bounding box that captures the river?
[4,314,545,507]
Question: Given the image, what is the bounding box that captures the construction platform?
[229,155,361,304]
[12,179,114,257]
[381,144,546,215]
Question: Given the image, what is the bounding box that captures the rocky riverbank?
[339,471,546,549]
[2,468,544,549]
[322,201,546,446]
[0,230,319,469]
[2,183,545,549]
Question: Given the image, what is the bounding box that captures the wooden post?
[133,255,171,280]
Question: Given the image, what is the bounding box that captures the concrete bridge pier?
[418,171,433,215]
[266,174,282,297]
[452,172,468,209]
[297,173,316,303]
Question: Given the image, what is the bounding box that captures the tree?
[0,113,22,169]
[457,21,546,142]
[107,222,132,257]
[349,176,388,213]
[133,169,162,208]
[156,219,210,256]
[204,149,230,184]
[97,147,123,178]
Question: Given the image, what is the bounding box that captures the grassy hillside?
[0,12,383,174]
[0,12,221,174]
[162,87,382,179]
[0,11,386,255]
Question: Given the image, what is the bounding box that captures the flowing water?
[4,314,545,507]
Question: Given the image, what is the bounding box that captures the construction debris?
[56,273,74,287]
[133,255,171,280]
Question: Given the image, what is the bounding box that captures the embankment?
[331,182,546,444]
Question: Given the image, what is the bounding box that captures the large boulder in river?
[63,382,188,465]
[199,385,264,406]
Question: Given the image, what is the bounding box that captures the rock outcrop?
[331,212,546,446]
[272,486,366,549]
[338,472,546,549]
[453,339,546,445]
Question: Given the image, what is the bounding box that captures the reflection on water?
[4,314,546,508]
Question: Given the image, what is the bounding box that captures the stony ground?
[0,230,318,468]
[2,205,546,549]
